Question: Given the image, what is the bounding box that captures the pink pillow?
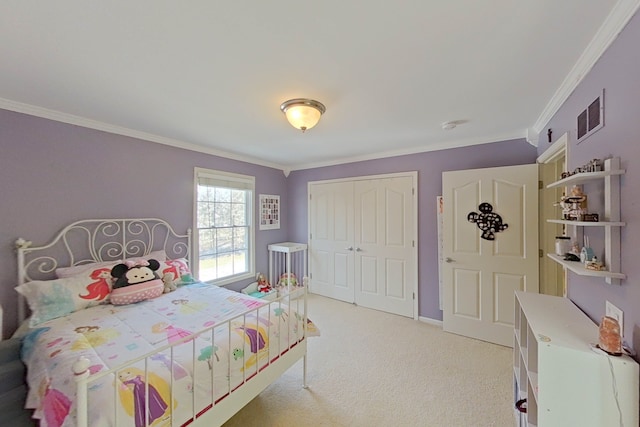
[110,279,164,305]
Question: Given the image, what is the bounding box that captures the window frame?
[193,167,255,286]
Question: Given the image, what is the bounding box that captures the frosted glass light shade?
[280,99,326,132]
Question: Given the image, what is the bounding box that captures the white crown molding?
[537,132,569,164]
[290,130,527,172]
[2,96,527,173]
[532,0,640,133]
[0,97,286,171]
[526,128,540,147]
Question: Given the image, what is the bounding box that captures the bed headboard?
[15,218,191,322]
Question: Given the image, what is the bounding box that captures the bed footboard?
[71,289,309,427]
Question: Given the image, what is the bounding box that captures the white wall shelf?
[546,254,626,279]
[546,219,625,227]
[545,169,625,188]
[546,157,624,285]
[514,291,638,427]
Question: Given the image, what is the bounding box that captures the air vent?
[577,89,604,143]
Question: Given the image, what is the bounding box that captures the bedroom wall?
[0,109,289,338]
[287,139,538,322]
[11,6,637,336]
[536,10,640,351]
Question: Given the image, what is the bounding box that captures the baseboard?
[419,316,443,327]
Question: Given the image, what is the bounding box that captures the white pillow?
[16,275,110,326]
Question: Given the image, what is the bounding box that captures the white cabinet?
[514,291,638,427]
[268,242,307,298]
[546,157,625,284]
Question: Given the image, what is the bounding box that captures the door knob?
[355,247,362,252]
[445,257,454,263]
[345,246,353,251]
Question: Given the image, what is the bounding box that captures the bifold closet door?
[308,181,355,302]
[353,176,415,318]
[309,174,416,318]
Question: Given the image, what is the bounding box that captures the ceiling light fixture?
[280,98,326,132]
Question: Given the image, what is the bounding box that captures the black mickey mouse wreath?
[467,202,508,241]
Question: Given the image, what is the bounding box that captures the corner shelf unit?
[545,157,625,284]
[514,291,638,427]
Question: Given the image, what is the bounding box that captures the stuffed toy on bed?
[109,259,165,305]
[256,272,272,293]
[161,273,177,293]
[278,272,298,288]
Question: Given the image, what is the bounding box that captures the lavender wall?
[9,7,636,337]
[0,109,289,337]
[537,11,640,350]
[287,139,538,321]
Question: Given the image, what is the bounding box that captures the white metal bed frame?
[15,218,308,427]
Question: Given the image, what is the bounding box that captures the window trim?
[193,167,255,286]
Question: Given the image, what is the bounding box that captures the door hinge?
[412,188,415,196]
[309,194,312,200]
[539,180,543,190]
[309,233,312,240]
[413,292,415,300]
[539,249,543,258]
[412,240,415,247]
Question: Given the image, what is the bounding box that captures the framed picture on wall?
[259,194,280,230]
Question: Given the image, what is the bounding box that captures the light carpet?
[223,294,514,427]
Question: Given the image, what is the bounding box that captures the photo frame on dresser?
[259,194,280,230]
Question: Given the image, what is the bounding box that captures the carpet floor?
[223,294,514,427]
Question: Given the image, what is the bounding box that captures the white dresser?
[514,291,638,426]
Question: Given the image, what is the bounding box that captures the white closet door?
[309,173,417,318]
[309,181,355,302]
[353,176,415,318]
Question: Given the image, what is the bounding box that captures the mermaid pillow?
[16,275,111,326]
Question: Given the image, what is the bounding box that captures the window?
[194,168,255,285]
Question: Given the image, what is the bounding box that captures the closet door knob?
[345,246,353,251]
[445,257,454,263]
[355,247,362,252]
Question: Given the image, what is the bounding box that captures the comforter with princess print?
[20,282,313,427]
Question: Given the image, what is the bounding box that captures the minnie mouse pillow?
[110,259,164,305]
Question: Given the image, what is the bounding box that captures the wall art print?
[259,194,280,230]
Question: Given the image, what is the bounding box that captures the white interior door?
[353,176,415,318]
[308,181,355,302]
[539,157,566,297]
[442,164,539,347]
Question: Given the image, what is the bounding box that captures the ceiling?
[1,1,637,171]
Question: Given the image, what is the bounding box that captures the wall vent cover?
[577,89,604,143]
